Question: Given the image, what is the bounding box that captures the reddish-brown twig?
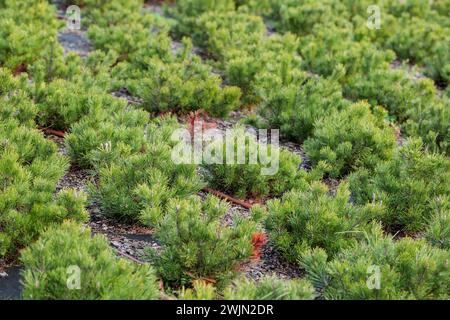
[202,187,253,209]
[42,128,66,138]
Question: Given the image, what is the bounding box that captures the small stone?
[111,241,121,248]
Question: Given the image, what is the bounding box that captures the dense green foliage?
[260,74,349,142]
[0,120,88,258]
[146,195,261,287]
[116,49,241,116]
[171,0,449,154]
[35,79,117,130]
[0,0,93,261]
[300,224,450,299]
[269,0,450,154]
[304,102,397,177]
[349,139,450,233]
[21,221,160,299]
[202,126,323,199]
[65,99,145,168]
[0,68,36,127]
[260,182,383,261]
[177,275,316,300]
[242,0,450,86]
[224,276,316,300]
[84,0,241,116]
[0,0,63,76]
[89,117,203,223]
[0,0,448,301]
[424,198,450,250]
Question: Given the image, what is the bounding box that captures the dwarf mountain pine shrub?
[0,121,88,258]
[345,65,449,155]
[359,1,449,81]
[1,91,36,128]
[13,49,119,130]
[226,33,305,104]
[431,0,450,18]
[299,223,450,300]
[223,275,316,300]
[74,0,144,24]
[171,0,236,18]
[177,281,218,300]
[278,0,450,83]
[202,126,323,199]
[345,68,440,122]
[177,275,316,300]
[0,68,36,127]
[260,181,384,261]
[86,1,169,58]
[27,50,116,99]
[189,10,266,60]
[385,0,438,18]
[349,138,450,233]
[269,0,349,36]
[403,95,450,156]
[249,0,447,153]
[169,3,302,95]
[88,20,153,60]
[423,39,450,85]
[304,102,396,178]
[350,11,400,46]
[424,197,450,250]
[118,52,241,117]
[176,8,305,105]
[0,0,63,74]
[34,79,123,130]
[85,0,241,117]
[21,221,160,300]
[89,116,203,223]
[299,24,395,79]
[260,74,349,143]
[0,120,65,172]
[65,101,147,169]
[146,194,261,287]
[169,0,236,37]
[385,16,450,85]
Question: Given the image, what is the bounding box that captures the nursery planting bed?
[54,14,312,277]
[0,0,448,301]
